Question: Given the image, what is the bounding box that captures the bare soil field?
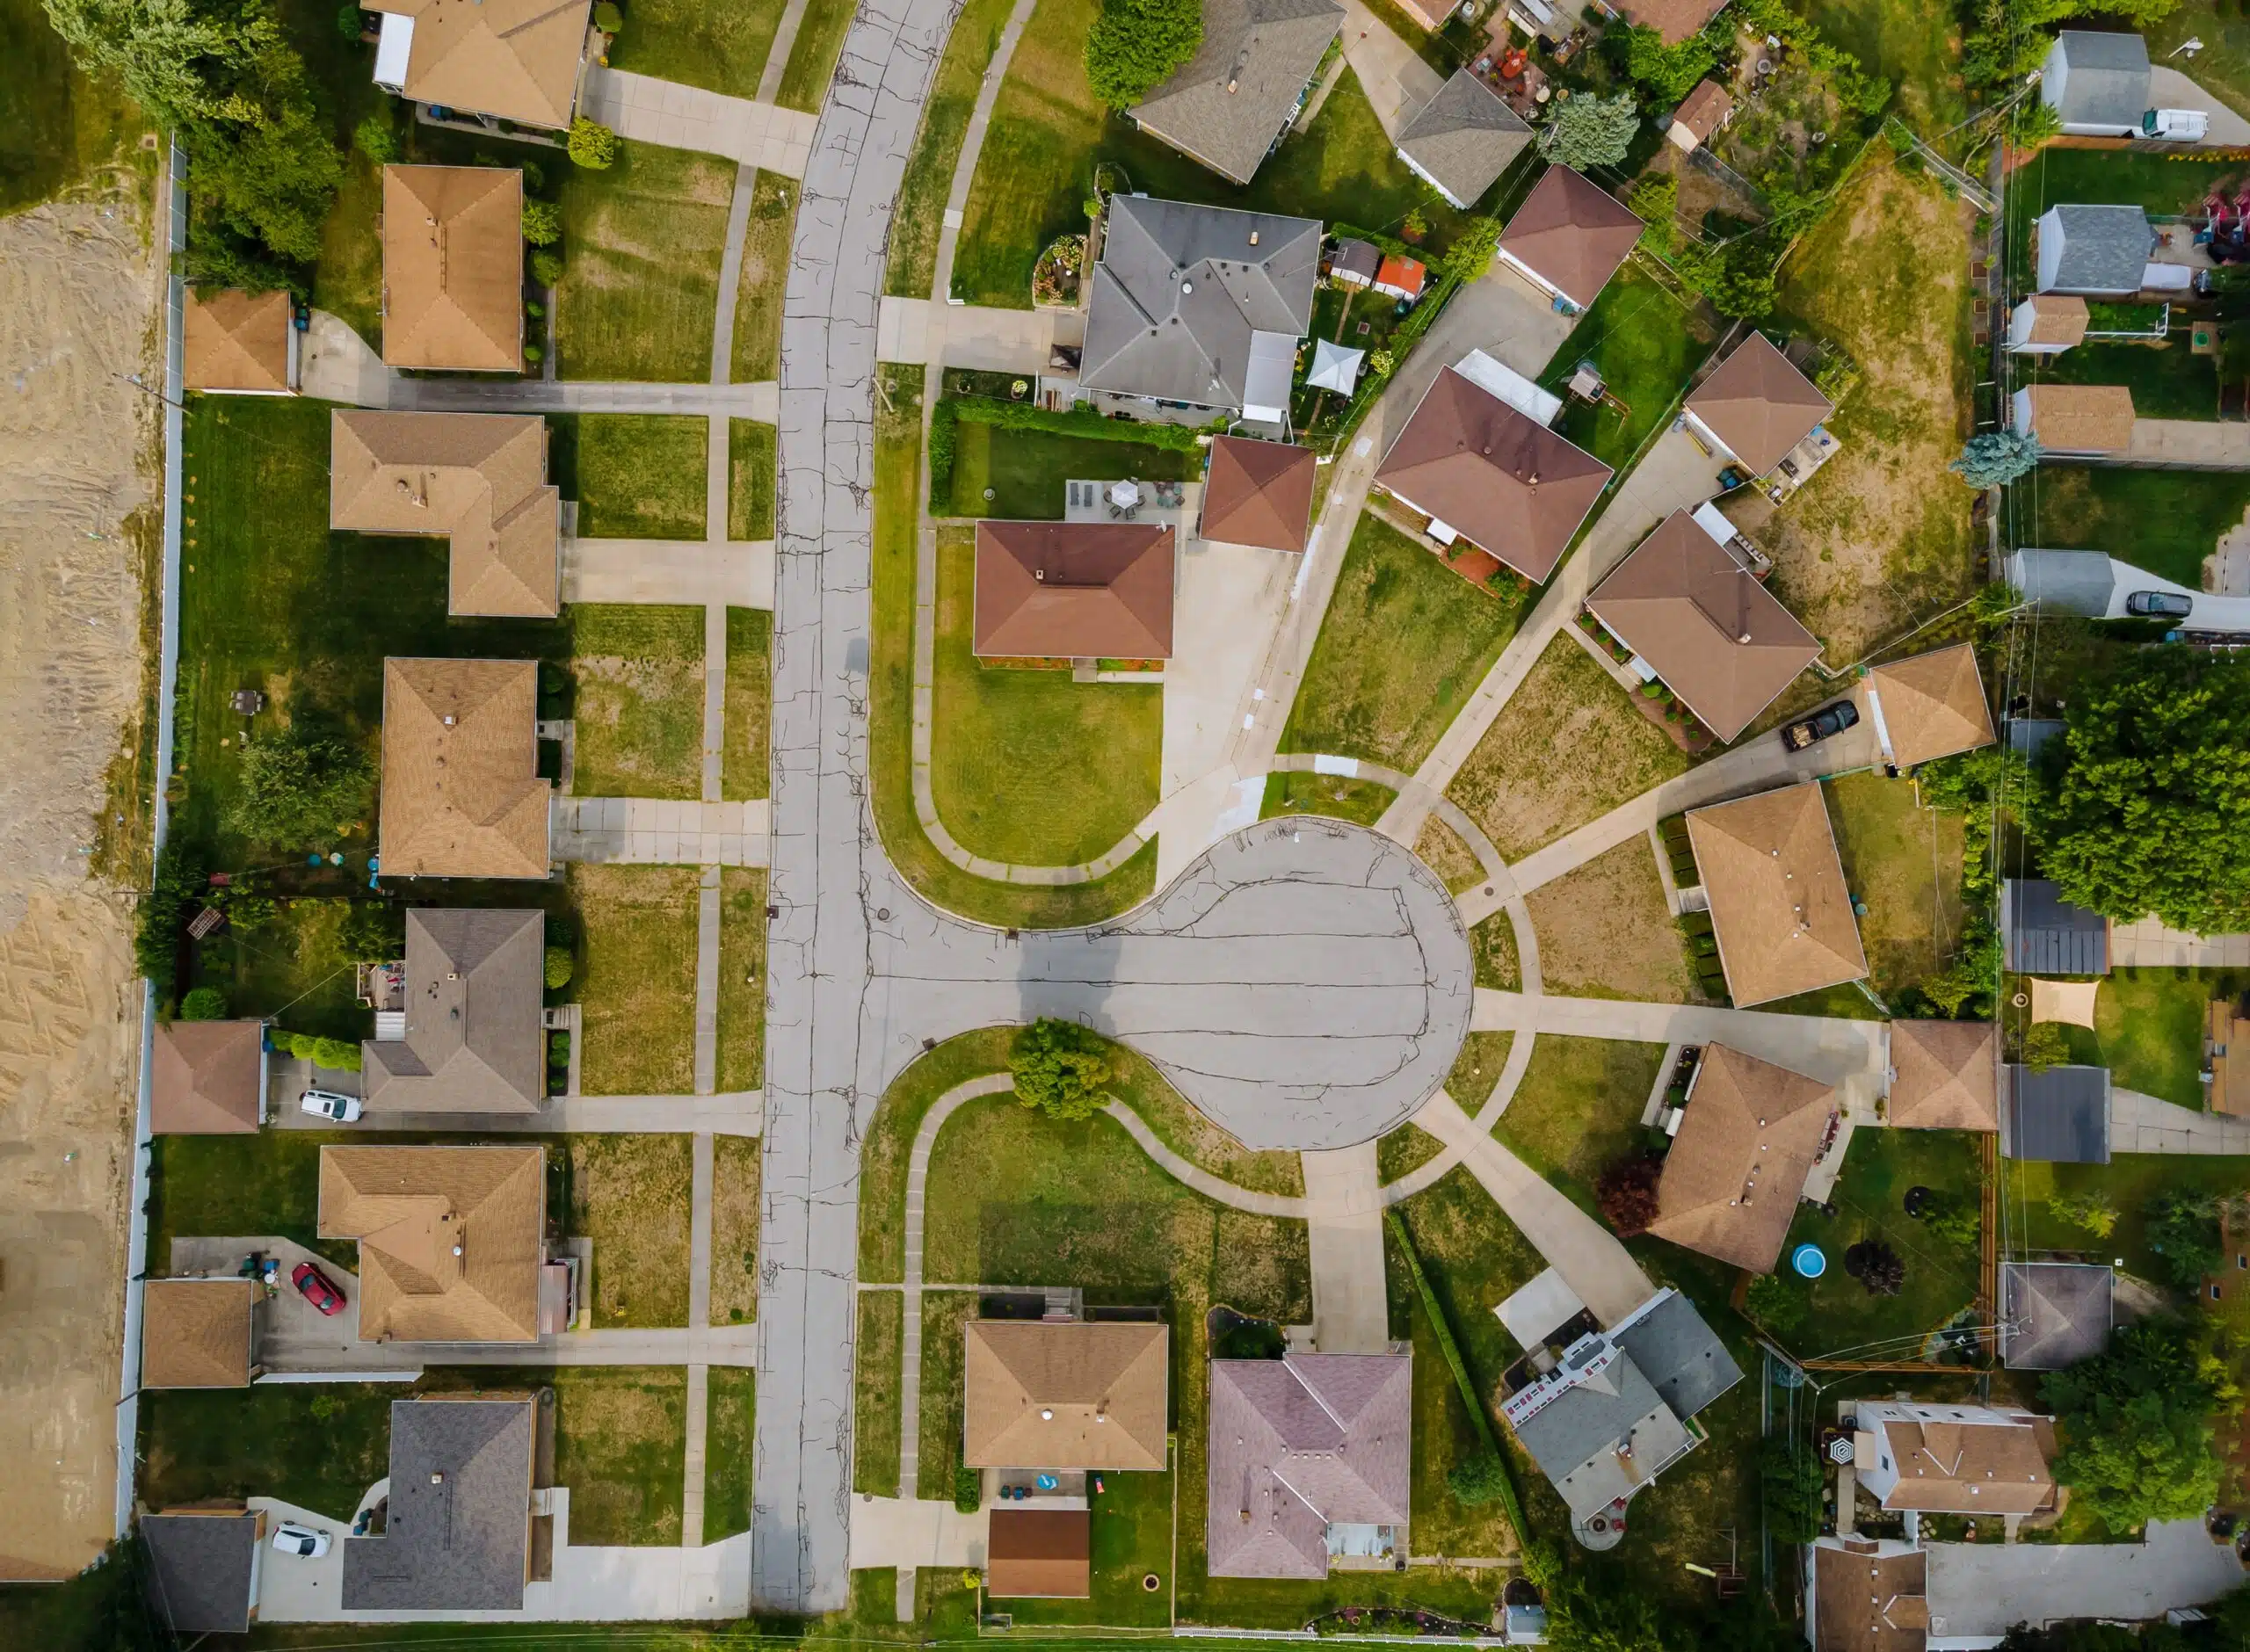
[1525,838,1699,1004]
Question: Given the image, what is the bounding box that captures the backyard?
[717,867,769,1095]
[552,411,710,540]
[572,864,700,1096]
[1523,837,1700,1004]
[555,141,734,382]
[1492,1035,1670,1216]
[998,1462,1177,1628]
[2009,466,2250,591]
[1538,259,1715,470]
[2008,1153,2250,1282]
[192,895,378,1044]
[883,0,1018,299]
[2021,337,2218,422]
[603,0,786,97]
[2058,967,2244,1109]
[569,603,707,800]
[943,418,1196,519]
[1825,771,1964,1005]
[0,0,142,214]
[723,606,772,799]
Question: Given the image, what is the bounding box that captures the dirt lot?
[1525,837,1700,1004]
[0,192,163,1579]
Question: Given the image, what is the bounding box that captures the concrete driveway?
[1338,0,1444,141]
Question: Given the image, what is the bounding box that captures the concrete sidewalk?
[850,1497,991,1570]
[2110,1088,2250,1154]
[878,296,1078,371]
[565,539,774,607]
[2108,915,2250,967]
[2122,418,2250,468]
[388,377,779,417]
[582,68,817,175]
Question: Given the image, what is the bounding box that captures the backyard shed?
[2003,1064,2112,1163]
[142,1507,264,1634]
[2000,1262,2114,1370]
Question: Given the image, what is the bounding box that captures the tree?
[353,109,397,163]
[1673,235,1779,320]
[1081,0,1200,111]
[568,117,619,168]
[1535,91,1640,170]
[228,727,375,845]
[1916,1190,1981,1250]
[1544,1576,1669,1652]
[2043,1317,2231,1535]
[1845,1240,1904,1296]
[1595,1154,1663,1236]
[952,1463,982,1514]
[1626,173,1677,256]
[592,0,621,30]
[2050,1187,2118,1239]
[1761,1437,1823,1542]
[311,1035,361,1070]
[1612,20,1723,103]
[1009,1018,1114,1120]
[178,985,228,1020]
[1438,216,1501,285]
[2029,651,2250,932]
[1447,1453,1511,1507]
[138,842,207,1004]
[522,197,562,246]
[544,946,575,989]
[1950,429,2042,488]
[2145,1189,2224,1289]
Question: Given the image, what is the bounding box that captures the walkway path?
[387,377,777,417]
[1301,1142,1390,1352]
[268,1091,763,1133]
[581,68,817,174]
[563,538,773,606]
[2123,418,2250,468]
[2110,1088,2250,1154]
[1103,1103,1308,1218]
[2108,916,2250,969]
[551,797,768,866]
[1472,989,1889,1090]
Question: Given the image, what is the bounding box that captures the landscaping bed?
[571,864,700,1095]
[555,141,734,382]
[1524,837,1701,1004]
[569,602,707,800]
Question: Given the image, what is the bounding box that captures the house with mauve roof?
[1200,436,1316,553]
[1494,165,1643,312]
[1206,1351,1410,1577]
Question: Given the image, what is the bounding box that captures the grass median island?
[1259,770,1397,826]
[915,1291,981,1500]
[1378,1122,1447,1185]
[1539,260,1713,468]
[569,603,707,799]
[730,175,798,383]
[555,141,733,382]
[704,1367,758,1540]
[552,412,710,540]
[884,0,1017,299]
[716,867,769,1095]
[1444,1030,1513,1113]
[566,1134,693,1328]
[854,1291,904,1496]
[1494,1035,1667,1216]
[776,0,856,111]
[1471,910,1521,990]
[709,1130,762,1324]
[2012,467,2250,592]
[603,0,786,97]
[1282,512,1523,774]
[728,421,778,541]
[860,1027,1018,1281]
[723,606,772,800]
[1825,771,1963,1004]
[1414,815,1484,893]
[1525,837,1699,1004]
[944,418,1197,519]
[572,864,700,1096]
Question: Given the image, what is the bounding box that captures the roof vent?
[1040,1408,1055,1420]
[1226,76,1239,92]
[1738,630,1753,643]
[432,1471,446,1485]
[1249,230,1259,246]
[442,714,456,726]
[1182,279,1194,293]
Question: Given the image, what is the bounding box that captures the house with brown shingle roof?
[150,1019,266,1135]
[330,411,560,618]
[2007,293,2089,356]
[973,521,1176,660]
[1375,366,1611,581]
[379,658,551,880]
[140,1278,259,1388]
[1684,331,1834,480]
[1608,0,1731,46]
[1865,644,1995,769]
[1648,1044,1837,1273]
[1852,1402,2056,1518]
[366,0,594,131]
[1586,511,1819,743]
[963,1320,1170,1471]
[362,909,546,1114]
[183,289,297,395]
[1201,436,1316,553]
[2011,383,2133,455]
[1811,1539,1928,1652]
[1206,1351,1411,1578]
[1886,1019,2000,1132]
[318,1144,547,1343]
[1667,80,1732,149]
[1494,165,1643,312]
[1686,782,1868,1007]
[381,166,525,373]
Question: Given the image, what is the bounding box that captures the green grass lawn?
[1540,259,1714,469]
[717,866,767,1093]
[2008,467,2250,591]
[2147,0,2250,124]
[776,0,855,111]
[287,0,389,342]
[1281,511,1523,773]
[885,0,1017,299]
[946,420,1197,518]
[1259,770,1397,825]
[1386,1235,1519,1565]
[859,1029,1017,1281]
[929,526,1161,865]
[729,420,778,540]
[1377,1121,1447,1185]
[1797,0,1967,132]
[314,151,386,345]
[195,897,372,1043]
[855,1290,904,1496]
[148,1128,361,1276]
[709,1132,761,1325]
[1471,911,1520,990]
[914,1290,982,1500]
[541,1366,686,1545]
[1444,1030,1513,1114]
[1493,1036,1668,1215]
[2009,1154,2250,1281]
[2056,967,2242,1109]
[553,411,710,539]
[565,1134,693,1328]
[0,0,144,213]
[2023,339,2218,422]
[1110,1042,1305,1198]
[570,603,707,799]
[704,1366,758,1540]
[603,0,786,98]
[572,864,700,1095]
[139,1381,401,1521]
[730,174,797,383]
[555,141,734,381]
[723,605,771,799]
[1826,771,1964,1004]
[1000,1457,1177,1627]
[2012,143,2239,228]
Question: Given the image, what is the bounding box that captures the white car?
[272,1521,331,1558]
[300,1089,362,1123]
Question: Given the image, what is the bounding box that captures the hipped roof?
[1685,331,1833,477]
[1397,69,1531,208]
[1129,0,1345,185]
[362,909,546,1113]
[973,521,1176,659]
[319,1144,546,1342]
[183,288,292,393]
[1496,165,1642,308]
[1867,643,1995,768]
[1687,781,1868,1006]
[1613,0,1730,44]
[1887,1018,2000,1132]
[332,411,558,617]
[1670,80,1732,143]
[365,0,592,130]
[1206,1352,1411,1577]
[963,1321,1170,1470]
[1202,436,1317,552]
[2021,293,2089,348]
[379,657,550,879]
[150,1019,264,1135]
[1649,1043,1837,1273]
[381,167,525,373]
[141,1279,257,1388]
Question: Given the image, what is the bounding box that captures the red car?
[292,1261,346,1316]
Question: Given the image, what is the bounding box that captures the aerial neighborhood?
[15,0,2250,1641]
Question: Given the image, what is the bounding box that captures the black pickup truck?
[1782,699,1859,751]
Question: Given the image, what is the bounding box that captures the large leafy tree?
[1535,91,1640,170]
[2030,650,2250,931]
[227,726,376,845]
[2043,1317,2232,1536]
[1009,1018,1114,1120]
[1083,0,1201,111]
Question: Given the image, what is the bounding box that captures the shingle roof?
[141,1279,256,1388]
[987,1508,1092,1598]
[1611,0,1730,45]
[381,167,525,373]
[1397,69,1532,208]
[142,1511,260,1634]
[150,1019,265,1135]
[183,288,292,394]
[2020,293,2089,348]
[1812,1542,1929,1652]
[2009,548,2117,619]
[319,1145,547,1342]
[2038,204,2154,294]
[973,521,1176,659]
[366,0,592,129]
[1687,782,1868,1006]
[331,411,559,617]
[1649,1044,1837,1273]
[1496,165,1643,308]
[1611,1288,1743,1419]
[1375,366,1610,580]
[1685,331,1833,477]
[2047,31,2152,127]
[2004,1065,2110,1164]
[2000,879,2108,975]
[1887,1019,2000,1132]
[2019,382,2135,453]
[343,1395,536,1608]
[1129,0,1344,185]
[1586,511,1818,742]
[1330,239,1381,285]
[1201,436,1317,552]
[1866,644,1995,768]
[1080,196,1320,409]
[379,657,550,880]
[2001,1262,2113,1370]
[1869,1410,2054,1515]
[1670,79,1732,143]
[362,909,546,1114]
[1206,1352,1411,1577]
[963,1321,1170,1470]
[1513,1346,1688,1522]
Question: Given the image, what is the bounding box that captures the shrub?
[568,118,619,169]
[352,110,397,163]
[1595,1154,1663,1236]
[227,726,376,846]
[1745,1272,1806,1335]
[1082,0,1201,110]
[521,198,562,246]
[548,1030,572,1062]
[952,1463,982,1513]
[1010,1019,1114,1120]
[2050,1187,2118,1239]
[340,901,404,962]
[311,1035,362,1071]
[336,2,364,38]
[544,946,575,989]
[1627,173,1678,256]
[1761,1437,1823,1542]
[138,842,207,1002]
[178,986,229,1021]
[1916,1191,1981,1250]
[1845,1240,1904,1297]
[529,247,565,286]
[1535,91,1639,169]
[592,0,621,30]
[1446,1453,1510,1507]
[1438,217,1500,285]
[524,343,545,366]
[2019,1020,2068,1073]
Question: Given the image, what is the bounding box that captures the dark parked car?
[292,1261,346,1317]
[2125,590,2192,619]
[1782,699,1860,751]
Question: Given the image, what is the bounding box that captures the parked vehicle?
[1782,699,1860,751]
[2125,590,2193,619]
[300,1089,361,1123]
[292,1261,347,1317]
[272,1522,331,1558]
[2145,107,2210,141]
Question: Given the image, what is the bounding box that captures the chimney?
[1738,630,1753,643]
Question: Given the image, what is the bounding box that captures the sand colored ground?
[0,190,164,1577]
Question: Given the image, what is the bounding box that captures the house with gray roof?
[1129,0,1344,185]
[362,908,547,1114]
[2001,1262,2114,1370]
[2005,1064,2112,1163]
[1079,195,1320,422]
[2035,204,2155,295]
[1206,1351,1411,1577]
[2001,878,2108,975]
[142,1507,263,1634]
[2040,31,2152,135]
[1396,69,1532,210]
[342,1395,539,1610]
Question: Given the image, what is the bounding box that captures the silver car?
[300,1089,362,1123]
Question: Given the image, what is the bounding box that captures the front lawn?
[709,1130,762,1323]
[555,141,734,382]
[1281,512,1524,774]
[2007,467,2250,591]
[1111,1041,1304,1198]
[603,0,785,98]
[567,1134,693,1329]
[553,412,710,540]
[930,526,1162,865]
[859,1028,1016,1282]
[1493,1035,1668,1216]
[717,866,767,1094]
[1539,259,1715,470]
[723,606,771,799]
[542,1366,687,1545]
[704,1366,758,1540]
[729,421,777,541]
[1259,770,1397,825]
[945,419,1197,519]
[569,603,707,799]
[730,175,797,383]
[572,864,700,1095]
[2021,338,2218,422]
[884,0,1018,299]
[775,0,855,112]
[1523,837,1699,1004]
[1825,771,1964,1005]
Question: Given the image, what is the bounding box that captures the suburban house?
[366,0,595,132]
[149,1018,266,1134]
[1374,365,1611,580]
[361,908,548,1114]
[1666,79,1732,150]
[183,288,297,395]
[2033,204,2155,295]
[1493,163,1644,312]
[1500,1287,1742,1529]
[973,521,1176,661]
[2006,293,2089,356]
[2004,1064,2111,1163]
[2209,1000,2250,1116]
[2000,878,2108,975]
[379,657,551,880]
[1885,1019,2000,1133]
[1395,69,1532,209]
[1850,1402,2057,1523]
[1647,1043,1840,1272]
[1681,330,1834,483]
[1863,643,1995,768]
[330,411,561,618]
[139,1277,259,1389]
[1328,237,1381,289]
[1200,435,1317,552]
[988,1508,1092,1598]
[1684,782,1869,1007]
[381,165,526,373]
[343,1394,540,1610]
[141,1507,265,1635]
[1603,0,1731,44]
[1206,1351,1411,1577]
[1078,196,1319,422]
[1810,1539,1928,1652]
[962,1318,1171,1471]
[1585,510,1820,743]
[1126,0,1345,185]
[2039,30,2152,135]
[2006,547,2248,631]
[2011,382,2133,457]
[2001,1262,2113,1370]
[317,1144,548,1342]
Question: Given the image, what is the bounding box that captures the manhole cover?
[876,907,891,920]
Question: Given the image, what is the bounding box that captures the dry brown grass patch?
[708,1134,761,1325]
[574,864,700,1096]
[1526,837,1698,1004]
[569,1134,694,1329]
[1415,814,1484,893]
